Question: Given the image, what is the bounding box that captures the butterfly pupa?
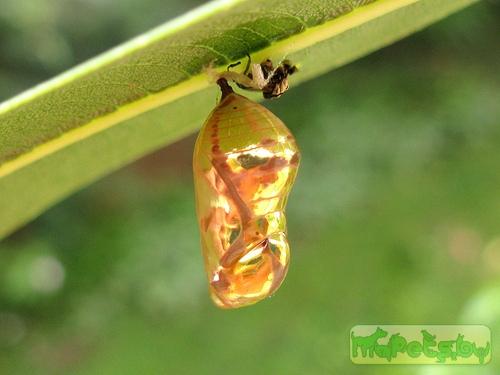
[193,76,300,309]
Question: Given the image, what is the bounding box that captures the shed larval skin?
[193,90,300,309]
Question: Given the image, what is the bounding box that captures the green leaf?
[0,0,478,239]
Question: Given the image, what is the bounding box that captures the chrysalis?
[193,61,299,309]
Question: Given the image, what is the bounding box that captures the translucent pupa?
[193,65,300,309]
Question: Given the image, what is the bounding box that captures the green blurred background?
[1,1,500,374]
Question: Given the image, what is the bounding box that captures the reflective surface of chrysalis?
[193,79,300,309]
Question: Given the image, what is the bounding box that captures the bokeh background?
[1,1,499,374]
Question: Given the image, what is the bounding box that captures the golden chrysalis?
[193,59,299,309]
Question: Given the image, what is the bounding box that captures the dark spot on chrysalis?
[229,227,241,245]
[256,217,268,232]
[211,271,230,291]
[237,154,269,169]
[200,216,209,232]
[259,156,288,172]
[268,241,279,256]
[261,138,276,146]
[246,257,263,266]
[290,152,300,166]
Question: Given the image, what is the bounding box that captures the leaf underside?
[0,0,478,239]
